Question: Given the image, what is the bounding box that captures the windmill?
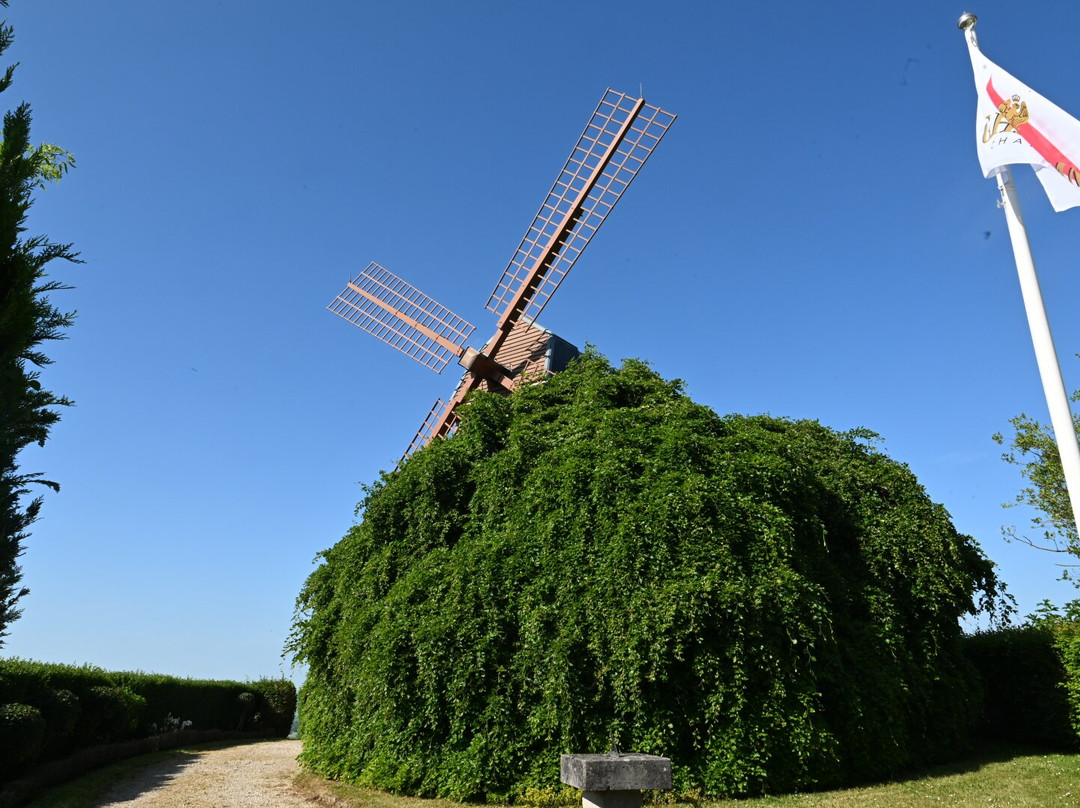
[328,89,676,459]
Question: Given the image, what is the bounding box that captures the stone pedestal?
[560,751,672,808]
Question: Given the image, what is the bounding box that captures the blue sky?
[4,1,1080,684]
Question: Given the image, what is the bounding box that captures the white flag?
[964,26,1080,212]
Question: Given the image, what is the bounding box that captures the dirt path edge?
[0,730,274,808]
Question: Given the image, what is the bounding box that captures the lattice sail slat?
[401,397,459,463]
[485,89,676,326]
[328,262,476,373]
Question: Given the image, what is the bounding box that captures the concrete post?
[560,750,672,808]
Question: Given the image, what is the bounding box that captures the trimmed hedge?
[75,686,145,744]
[0,704,45,778]
[963,621,1080,749]
[27,688,79,756]
[0,658,296,783]
[1061,623,1080,740]
[251,676,298,736]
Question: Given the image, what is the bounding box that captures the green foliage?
[28,687,80,756]
[291,352,1006,799]
[0,657,297,779]
[962,624,1077,748]
[250,677,298,736]
[1058,623,1080,740]
[1014,602,1080,743]
[1026,597,1080,626]
[0,0,80,643]
[0,702,45,774]
[0,658,109,694]
[110,671,246,735]
[75,686,144,744]
[24,142,74,188]
[992,357,1080,576]
[519,786,580,808]
[237,691,256,730]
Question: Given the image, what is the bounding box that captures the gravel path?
[90,739,309,807]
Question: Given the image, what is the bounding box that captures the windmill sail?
[327,90,675,465]
[485,89,676,328]
[403,397,458,460]
[328,262,476,373]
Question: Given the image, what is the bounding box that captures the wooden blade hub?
[459,347,513,391]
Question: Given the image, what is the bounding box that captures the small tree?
[993,356,1080,580]
[0,0,78,643]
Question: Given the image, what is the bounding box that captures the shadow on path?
[86,750,205,807]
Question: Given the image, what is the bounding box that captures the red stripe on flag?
[987,77,1080,181]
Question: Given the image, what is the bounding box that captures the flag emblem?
[982,89,1028,141]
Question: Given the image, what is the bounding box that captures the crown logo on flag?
[982,90,1029,143]
[998,94,1029,131]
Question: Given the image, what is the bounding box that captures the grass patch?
[292,771,471,808]
[700,745,1080,808]
[291,745,1080,808]
[21,740,259,808]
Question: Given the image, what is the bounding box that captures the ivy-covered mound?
[290,353,1004,799]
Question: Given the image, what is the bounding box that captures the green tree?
[993,359,1080,578]
[291,352,1007,799]
[0,0,79,644]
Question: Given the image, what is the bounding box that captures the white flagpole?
[962,10,1080,540]
[989,165,1080,540]
[993,164,1080,539]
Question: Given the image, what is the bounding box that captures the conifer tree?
[0,0,78,643]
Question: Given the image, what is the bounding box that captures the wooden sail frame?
[328,262,475,374]
[326,89,676,461]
